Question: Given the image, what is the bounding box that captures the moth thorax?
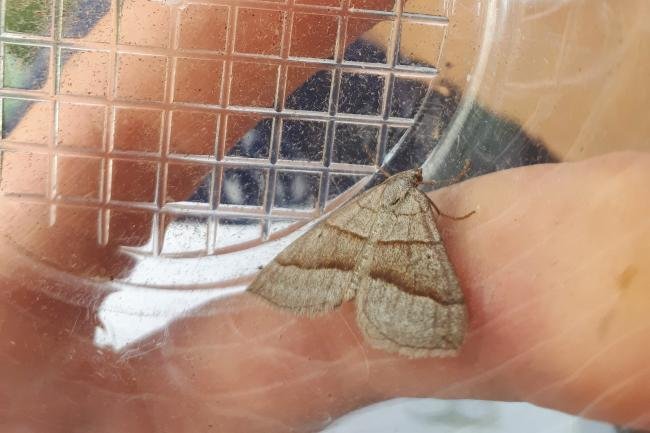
[382,178,413,206]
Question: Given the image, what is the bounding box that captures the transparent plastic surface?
[0,0,648,432]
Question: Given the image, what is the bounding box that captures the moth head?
[393,168,423,186]
[413,168,423,184]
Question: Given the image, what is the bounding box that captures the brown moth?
[247,168,467,358]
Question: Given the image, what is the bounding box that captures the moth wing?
[355,189,467,357]
[356,279,467,357]
[247,185,387,314]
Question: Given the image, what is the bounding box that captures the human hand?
[1,151,648,432]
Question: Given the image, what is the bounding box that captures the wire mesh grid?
[0,0,448,258]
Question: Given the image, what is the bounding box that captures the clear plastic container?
[0,0,648,431]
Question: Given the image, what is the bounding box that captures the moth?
[247,168,468,358]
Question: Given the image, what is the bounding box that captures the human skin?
[0,151,649,432]
[1,0,649,430]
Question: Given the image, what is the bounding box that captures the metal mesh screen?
[0,0,447,260]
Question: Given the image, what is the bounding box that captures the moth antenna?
[457,158,472,178]
[429,198,476,221]
[376,166,392,179]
